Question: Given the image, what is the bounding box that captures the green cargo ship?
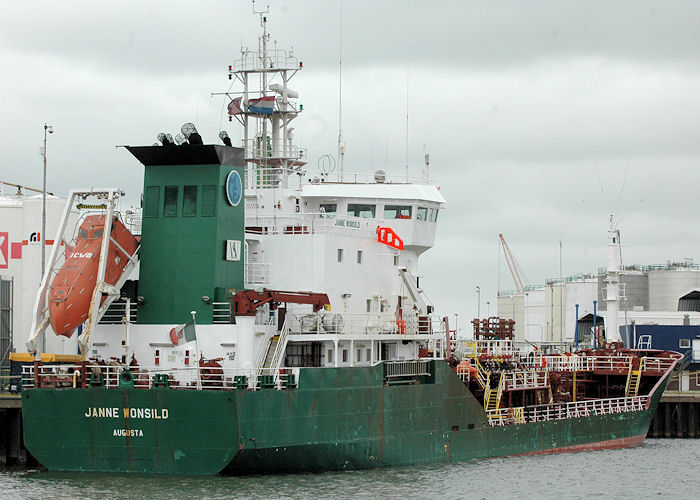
[18,9,680,475]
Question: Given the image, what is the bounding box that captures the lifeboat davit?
[48,215,138,337]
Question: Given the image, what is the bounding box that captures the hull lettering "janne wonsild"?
[84,407,169,419]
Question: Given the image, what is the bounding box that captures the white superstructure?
[72,9,448,386]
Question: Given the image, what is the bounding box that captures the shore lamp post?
[41,123,54,279]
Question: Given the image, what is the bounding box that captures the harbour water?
[0,439,697,499]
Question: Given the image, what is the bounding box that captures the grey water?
[1,439,698,499]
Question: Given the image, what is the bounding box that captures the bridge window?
[384,205,412,219]
[164,185,178,217]
[417,207,428,221]
[183,185,197,217]
[348,203,376,218]
[144,186,160,218]
[319,203,337,218]
[429,208,439,222]
[680,339,691,348]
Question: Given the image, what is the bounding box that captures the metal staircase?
[625,358,642,397]
[484,372,505,411]
[262,335,280,369]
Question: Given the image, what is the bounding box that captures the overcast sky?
[1,0,699,327]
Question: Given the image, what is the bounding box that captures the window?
[164,185,178,217]
[680,339,691,348]
[394,255,399,266]
[429,208,439,222]
[342,349,348,363]
[144,186,159,218]
[337,249,344,262]
[357,349,362,362]
[79,228,88,238]
[348,203,376,218]
[384,205,412,219]
[201,185,217,217]
[183,185,197,216]
[320,203,337,218]
[357,250,363,264]
[417,207,428,221]
[327,349,333,363]
[366,349,371,362]
[366,299,372,312]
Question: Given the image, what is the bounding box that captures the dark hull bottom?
[22,361,668,475]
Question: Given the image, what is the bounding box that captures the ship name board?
[84,407,169,419]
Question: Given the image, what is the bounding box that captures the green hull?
[22,362,667,474]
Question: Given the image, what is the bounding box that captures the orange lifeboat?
[48,215,138,337]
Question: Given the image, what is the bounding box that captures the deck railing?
[487,395,648,426]
[384,360,431,378]
[287,312,445,337]
[21,363,299,391]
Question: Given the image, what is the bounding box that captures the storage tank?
[648,266,700,311]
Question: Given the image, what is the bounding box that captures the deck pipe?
[592,300,598,349]
[575,303,579,348]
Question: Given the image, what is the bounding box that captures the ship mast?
[605,215,622,342]
[223,1,305,191]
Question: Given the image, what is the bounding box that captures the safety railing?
[21,363,300,391]
[253,317,279,372]
[524,396,648,423]
[287,311,445,337]
[269,317,290,387]
[233,48,300,72]
[384,360,431,378]
[487,407,526,426]
[244,213,379,239]
[641,357,677,373]
[98,300,137,324]
[212,302,232,324]
[455,340,517,359]
[503,370,549,390]
[244,262,270,286]
[522,355,634,373]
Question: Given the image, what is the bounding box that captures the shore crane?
[499,233,530,293]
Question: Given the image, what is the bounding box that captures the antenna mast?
[337,0,345,182]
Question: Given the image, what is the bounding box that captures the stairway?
[484,373,504,411]
[262,335,280,369]
[625,370,642,398]
[625,361,642,397]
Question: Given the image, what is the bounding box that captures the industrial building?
[497,259,700,345]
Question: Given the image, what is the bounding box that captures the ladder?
[484,372,504,411]
[262,335,280,369]
[625,358,642,397]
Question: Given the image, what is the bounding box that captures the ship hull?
[21,361,667,475]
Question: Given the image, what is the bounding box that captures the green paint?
[21,362,669,475]
[128,145,245,324]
